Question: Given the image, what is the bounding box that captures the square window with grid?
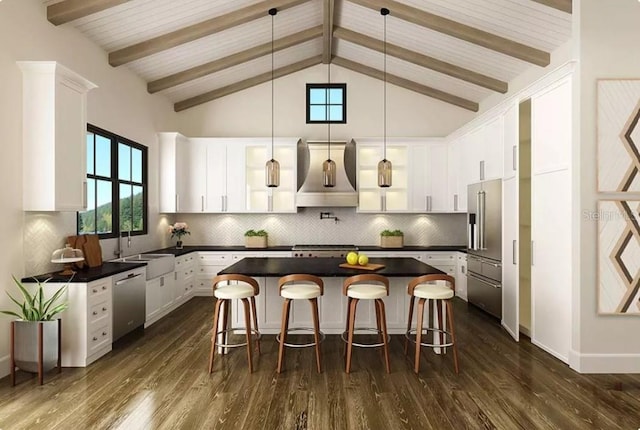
[306,83,346,124]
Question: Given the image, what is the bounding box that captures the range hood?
[296,140,358,207]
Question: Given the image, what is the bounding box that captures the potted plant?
[244,229,268,248]
[380,229,404,248]
[1,276,68,377]
[169,222,190,249]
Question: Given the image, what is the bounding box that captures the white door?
[483,116,504,180]
[503,102,519,180]
[205,141,227,212]
[177,138,207,212]
[427,143,449,212]
[502,177,519,341]
[225,141,247,212]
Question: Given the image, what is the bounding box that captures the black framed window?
[78,125,147,238]
[306,83,346,123]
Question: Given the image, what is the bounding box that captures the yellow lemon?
[346,251,359,265]
[358,254,369,266]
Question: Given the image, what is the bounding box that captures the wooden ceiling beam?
[47,0,131,25]
[149,26,322,93]
[347,0,550,67]
[334,26,507,93]
[530,0,572,14]
[174,55,323,112]
[109,0,310,67]
[332,56,478,112]
[322,0,336,64]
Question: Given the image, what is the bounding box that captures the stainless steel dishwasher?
[112,268,146,341]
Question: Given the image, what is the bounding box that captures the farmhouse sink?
[112,254,175,280]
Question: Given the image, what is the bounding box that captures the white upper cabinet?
[159,136,297,213]
[447,138,465,213]
[483,116,504,181]
[18,61,97,211]
[411,142,449,212]
[357,141,409,212]
[503,102,519,179]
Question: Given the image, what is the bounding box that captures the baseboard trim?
[569,350,640,373]
[0,354,9,379]
[531,339,569,364]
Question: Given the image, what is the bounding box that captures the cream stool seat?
[214,282,255,300]
[280,283,322,300]
[412,284,454,300]
[346,284,387,300]
[208,274,261,374]
[405,274,459,374]
[277,274,325,374]
[342,274,391,374]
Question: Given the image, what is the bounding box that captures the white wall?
[577,0,640,372]
[0,0,176,376]
[175,63,475,138]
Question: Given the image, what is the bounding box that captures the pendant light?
[322,37,336,187]
[265,7,280,188]
[378,7,392,188]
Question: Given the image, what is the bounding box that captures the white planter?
[245,236,268,248]
[13,320,59,373]
[380,236,404,248]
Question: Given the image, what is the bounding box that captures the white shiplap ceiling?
[43,0,573,112]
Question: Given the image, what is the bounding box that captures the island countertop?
[218,257,444,278]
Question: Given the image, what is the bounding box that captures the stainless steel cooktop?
[291,244,358,258]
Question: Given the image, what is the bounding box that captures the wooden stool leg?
[10,321,15,386]
[414,298,426,374]
[57,318,62,374]
[375,297,383,356]
[377,299,391,374]
[221,299,229,354]
[344,297,352,358]
[241,299,254,373]
[446,300,459,374]
[250,296,260,355]
[310,298,322,373]
[345,298,359,374]
[38,322,44,385]
[405,296,415,356]
[209,299,223,373]
[277,299,291,374]
[436,299,445,349]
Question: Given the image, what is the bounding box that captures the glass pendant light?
[378,7,392,188]
[323,46,336,187]
[265,8,280,188]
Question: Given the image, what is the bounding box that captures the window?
[78,125,147,238]
[306,83,346,124]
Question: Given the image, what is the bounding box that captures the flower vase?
[176,240,183,249]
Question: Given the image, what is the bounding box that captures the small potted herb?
[1,276,69,376]
[380,229,404,248]
[244,229,268,248]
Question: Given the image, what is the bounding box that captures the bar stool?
[208,274,261,373]
[277,274,324,373]
[342,274,391,374]
[405,274,459,374]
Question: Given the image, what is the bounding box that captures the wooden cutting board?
[83,234,103,267]
[339,263,385,271]
[66,235,87,269]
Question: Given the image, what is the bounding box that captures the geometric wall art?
[598,200,640,314]
[597,80,640,192]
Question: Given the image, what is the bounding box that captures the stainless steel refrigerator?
[467,179,502,318]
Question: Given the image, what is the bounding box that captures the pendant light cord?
[327,50,331,160]
[383,11,387,161]
[271,11,274,161]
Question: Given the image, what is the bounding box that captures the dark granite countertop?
[22,262,146,284]
[218,257,444,278]
[147,245,466,256]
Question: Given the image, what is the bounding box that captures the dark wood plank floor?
[0,297,639,429]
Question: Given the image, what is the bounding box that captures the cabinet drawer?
[88,324,111,353]
[198,253,232,265]
[88,279,111,306]
[88,301,110,325]
[175,253,196,267]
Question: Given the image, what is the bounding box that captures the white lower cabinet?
[196,252,233,295]
[145,274,175,327]
[174,253,196,301]
[456,253,468,301]
[36,276,113,367]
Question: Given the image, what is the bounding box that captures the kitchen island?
[218,257,444,335]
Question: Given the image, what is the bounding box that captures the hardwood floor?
[0,297,639,429]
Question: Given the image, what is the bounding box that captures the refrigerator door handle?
[478,190,486,250]
[512,239,517,265]
[468,272,501,289]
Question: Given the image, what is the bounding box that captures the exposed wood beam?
[347,0,550,67]
[334,27,507,94]
[174,55,323,112]
[332,56,478,112]
[109,0,309,67]
[149,26,322,94]
[47,0,131,25]
[530,0,572,14]
[322,0,336,64]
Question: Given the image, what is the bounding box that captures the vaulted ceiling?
[43,0,572,112]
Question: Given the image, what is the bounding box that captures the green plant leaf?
[12,275,34,307]
[0,310,23,319]
[42,285,67,317]
[44,303,68,321]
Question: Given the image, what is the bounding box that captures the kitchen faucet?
[114,228,131,258]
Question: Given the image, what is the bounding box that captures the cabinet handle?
[426,195,432,212]
[201,195,204,212]
[220,195,224,211]
[453,194,458,212]
[82,181,88,210]
[102,331,107,336]
[268,195,273,212]
[461,265,465,274]
[512,240,517,265]
[93,311,98,315]
[102,286,107,290]
[102,307,107,311]
[93,336,98,341]
[175,194,179,211]
[512,146,517,171]
[92,289,98,293]
[480,160,485,181]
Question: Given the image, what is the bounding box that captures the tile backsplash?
[173,209,466,247]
